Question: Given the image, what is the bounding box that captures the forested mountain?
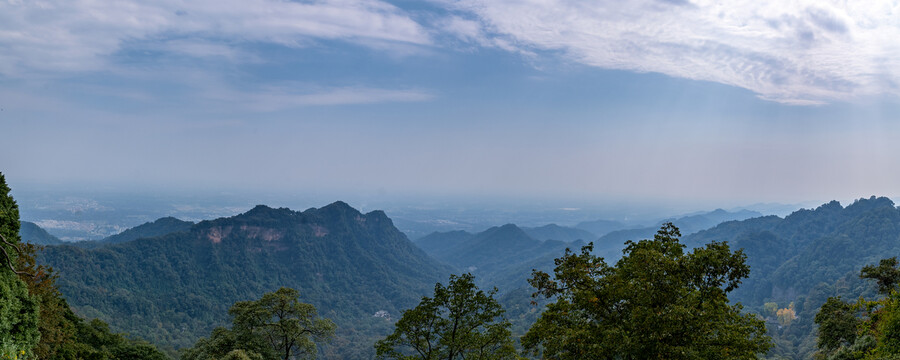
[682,197,900,359]
[100,216,194,244]
[521,224,596,242]
[20,220,65,245]
[39,202,452,359]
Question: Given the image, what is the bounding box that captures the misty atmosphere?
[2,1,900,359]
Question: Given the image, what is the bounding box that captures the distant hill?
[594,208,762,258]
[20,220,65,245]
[574,219,628,237]
[521,223,596,242]
[70,216,195,249]
[100,216,194,244]
[416,224,581,292]
[39,202,451,359]
[415,223,585,337]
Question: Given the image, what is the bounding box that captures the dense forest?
[8,167,900,359]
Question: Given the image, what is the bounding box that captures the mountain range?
[30,196,900,359]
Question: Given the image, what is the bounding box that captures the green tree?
[815,259,900,360]
[0,173,40,357]
[184,287,335,360]
[375,273,517,360]
[522,223,771,359]
[814,297,860,354]
[861,257,900,295]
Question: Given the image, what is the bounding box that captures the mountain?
[416,224,582,292]
[415,223,585,337]
[681,196,900,359]
[20,220,65,245]
[69,216,195,249]
[521,224,596,242]
[594,208,763,258]
[574,219,628,237]
[414,230,474,260]
[39,202,451,359]
[100,216,194,244]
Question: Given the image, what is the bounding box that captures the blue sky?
[2,0,899,207]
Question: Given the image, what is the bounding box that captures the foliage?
[15,242,75,359]
[861,258,900,295]
[776,303,797,327]
[375,273,517,360]
[814,297,859,353]
[523,223,771,359]
[0,173,41,356]
[0,270,40,358]
[183,287,335,360]
[680,197,900,359]
[814,259,900,360]
[764,302,778,318]
[231,287,336,360]
[182,327,267,360]
[62,315,169,360]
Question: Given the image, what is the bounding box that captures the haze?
[2,0,899,207]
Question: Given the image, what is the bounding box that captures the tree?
[0,173,40,357]
[375,273,517,360]
[815,297,859,353]
[523,223,771,359]
[861,257,900,295]
[815,258,900,359]
[184,287,336,360]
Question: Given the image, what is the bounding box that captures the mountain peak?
[237,204,296,220]
[316,201,360,215]
[845,196,896,216]
[477,224,538,246]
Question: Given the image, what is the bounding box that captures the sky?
[2,0,900,208]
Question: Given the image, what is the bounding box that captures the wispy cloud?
[442,0,900,104]
[0,0,431,75]
[200,83,435,111]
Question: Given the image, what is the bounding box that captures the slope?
[20,220,65,245]
[100,216,194,244]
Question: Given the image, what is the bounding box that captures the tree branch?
[0,233,33,277]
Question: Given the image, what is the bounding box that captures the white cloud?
[201,83,435,111]
[444,0,900,104]
[0,0,431,75]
